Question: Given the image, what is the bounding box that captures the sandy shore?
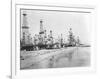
[20,47,90,69]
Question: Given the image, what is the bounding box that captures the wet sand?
[20,47,90,69]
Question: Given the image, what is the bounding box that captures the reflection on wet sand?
[20,47,90,69]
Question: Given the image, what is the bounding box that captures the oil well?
[20,12,81,51]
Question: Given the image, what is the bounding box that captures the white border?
[12,4,96,79]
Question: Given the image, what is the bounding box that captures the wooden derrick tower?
[68,28,76,46]
[21,11,30,46]
[60,34,63,47]
[49,30,53,45]
[39,19,45,44]
[76,36,80,46]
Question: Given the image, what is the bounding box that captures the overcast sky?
[21,9,92,44]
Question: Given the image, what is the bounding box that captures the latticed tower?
[50,30,53,44]
[39,19,45,44]
[39,19,44,34]
[68,28,76,46]
[76,36,80,46]
[60,34,63,46]
[21,11,29,46]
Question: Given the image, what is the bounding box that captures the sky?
[21,9,92,44]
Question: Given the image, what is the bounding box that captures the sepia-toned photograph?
[20,8,91,70]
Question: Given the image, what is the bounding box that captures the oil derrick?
[68,28,76,46]
[60,34,63,47]
[33,34,38,45]
[44,30,47,44]
[50,30,53,45]
[21,11,29,46]
[39,19,45,44]
[27,34,32,45]
[33,35,36,45]
[44,30,47,38]
[46,30,54,48]
[76,36,80,46]
[47,30,53,44]
[21,32,25,45]
[39,19,44,34]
